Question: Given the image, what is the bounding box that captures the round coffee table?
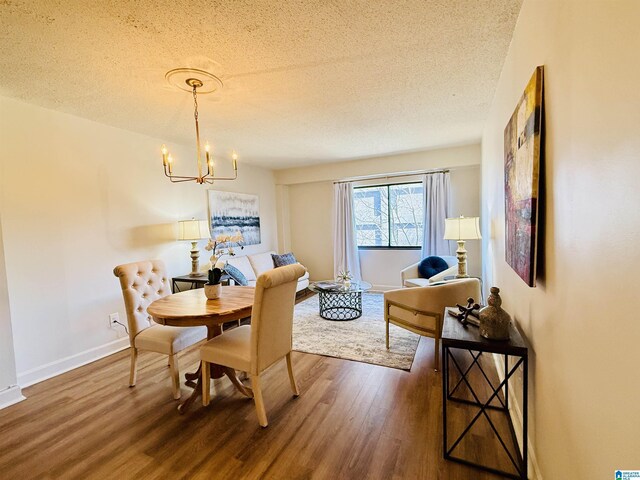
[308,280,372,320]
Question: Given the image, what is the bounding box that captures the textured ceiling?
[0,0,522,169]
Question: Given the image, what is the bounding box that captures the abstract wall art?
[208,190,261,245]
[504,66,544,287]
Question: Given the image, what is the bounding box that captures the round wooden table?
[148,286,255,413]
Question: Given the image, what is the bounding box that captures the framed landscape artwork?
[504,66,544,287]
[208,190,261,245]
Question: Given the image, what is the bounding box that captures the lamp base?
[189,241,200,276]
[455,240,469,278]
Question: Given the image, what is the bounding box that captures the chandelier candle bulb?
[161,145,169,166]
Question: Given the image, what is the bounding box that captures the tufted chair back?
[113,260,172,343]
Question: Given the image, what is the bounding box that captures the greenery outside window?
[353,182,424,249]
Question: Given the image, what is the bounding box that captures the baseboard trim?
[18,337,130,388]
[0,385,25,410]
[493,354,543,480]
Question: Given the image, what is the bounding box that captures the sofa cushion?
[224,263,248,286]
[248,251,276,276]
[418,256,449,279]
[272,252,297,268]
[225,256,257,282]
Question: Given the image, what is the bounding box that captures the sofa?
[225,251,309,292]
[400,255,458,287]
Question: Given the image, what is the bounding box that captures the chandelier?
[161,69,238,184]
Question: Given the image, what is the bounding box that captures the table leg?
[223,367,253,398]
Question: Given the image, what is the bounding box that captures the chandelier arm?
[169,176,200,183]
[164,168,200,181]
[164,171,202,181]
[202,174,238,181]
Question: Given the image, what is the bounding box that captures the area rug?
[292,293,420,370]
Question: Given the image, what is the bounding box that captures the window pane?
[389,183,424,247]
[353,186,389,246]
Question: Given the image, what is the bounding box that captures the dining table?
[147,286,255,413]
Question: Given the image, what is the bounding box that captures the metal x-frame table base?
[442,347,528,480]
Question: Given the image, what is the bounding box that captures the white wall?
[0,96,277,387]
[481,1,640,478]
[0,215,21,407]
[276,145,481,287]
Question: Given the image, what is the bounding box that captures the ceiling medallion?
[161,68,237,185]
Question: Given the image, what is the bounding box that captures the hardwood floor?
[0,336,513,479]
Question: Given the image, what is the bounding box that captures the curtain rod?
[333,168,450,184]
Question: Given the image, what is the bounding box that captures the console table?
[441,308,528,480]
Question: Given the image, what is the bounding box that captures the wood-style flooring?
[0,331,514,479]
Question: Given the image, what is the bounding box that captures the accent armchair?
[200,263,306,427]
[113,260,207,399]
[384,278,482,370]
[400,255,458,287]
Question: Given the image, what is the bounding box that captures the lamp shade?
[444,216,482,240]
[177,219,209,241]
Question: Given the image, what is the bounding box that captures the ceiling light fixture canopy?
[161,69,237,184]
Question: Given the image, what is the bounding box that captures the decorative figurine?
[449,297,482,327]
[479,287,511,340]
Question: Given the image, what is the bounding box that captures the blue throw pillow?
[418,256,449,279]
[224,263,248,286]
[272,252,297,268]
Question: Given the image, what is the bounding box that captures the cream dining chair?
[384,278,482,371]
[200,263,306,427]
[113,260,207,399]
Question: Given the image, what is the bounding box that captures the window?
[353,182,424,248]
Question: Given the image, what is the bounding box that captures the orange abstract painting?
[504,66,544,287]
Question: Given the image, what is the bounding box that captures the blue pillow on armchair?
[418,256,449,279]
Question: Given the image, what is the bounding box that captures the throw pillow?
[224,263,249,286]
[272,252,297,268]
[418,256,449,279]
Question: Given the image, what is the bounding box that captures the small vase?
[204,283,221,300]
[479,287,511,340]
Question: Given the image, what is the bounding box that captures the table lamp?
[178,218,209,276]
[443,216,482,278]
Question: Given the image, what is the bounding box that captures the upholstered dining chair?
[200,263,306,427]
[384,278,482,371]
[113,260,207,399]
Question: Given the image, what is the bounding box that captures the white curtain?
[333,182,362,282]
[421,172,451,258]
